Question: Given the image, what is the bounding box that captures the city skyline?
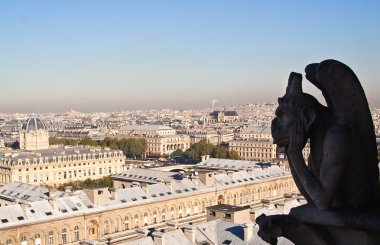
[1,1,380,113]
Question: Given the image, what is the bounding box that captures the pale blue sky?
[0,0,379,113]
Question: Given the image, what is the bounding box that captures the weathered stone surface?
[257,59,380,244]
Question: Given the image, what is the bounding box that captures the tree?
[227,149,240,160]
[183,139,240,162]
[171,149,184,158]
[80,137,98,147]
[116,138,147,158]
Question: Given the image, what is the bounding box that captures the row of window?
[4,226,80,245]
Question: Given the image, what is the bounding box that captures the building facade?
[0,159,298,245]
[0,146,125,186]
[117,125,190,156]
[229,139,277,162]
[19,117,49,151]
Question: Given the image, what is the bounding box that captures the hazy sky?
[1,0,379,113]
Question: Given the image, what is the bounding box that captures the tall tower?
[19,116,49,150]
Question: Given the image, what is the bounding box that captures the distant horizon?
[1,1,379,113]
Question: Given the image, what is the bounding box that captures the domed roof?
[22,117,46,131]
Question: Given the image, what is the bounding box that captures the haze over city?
[1,0,379,113]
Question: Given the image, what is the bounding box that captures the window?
[74,226,79,241]
[143,212,148,226]
[21,236,27,245]
[104,221,109,235]
[134,214,139,228]
[48,231,54,245]
[178,207,183,218]
[115,219,119,232]
[62,228,67,244]
[35,233,41,245]
[153,211,157,224]
[124,217,129,230]
[6,239,12,245]
[161,209,166,222]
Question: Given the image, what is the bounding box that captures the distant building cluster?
[0,116,125,186]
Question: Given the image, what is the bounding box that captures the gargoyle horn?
[285,72,303,98]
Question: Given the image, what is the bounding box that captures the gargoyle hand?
[287,120,306,155]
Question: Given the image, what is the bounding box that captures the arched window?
[124,217,129,230]
[104,221,109,235]
[153,211,157,224]
[48,231,54,245]
[134,214,139,228]
[194,202,199,214]
[62,228,67,244]
[240,193,243,204]
[201,201,206,213]
[178,206,183,218]
[170,207,175,219]
[35,233,41,245]
[233,194,237,205]
[186,204,191,217]
[162,209,166,222]
[6,239,12,245]
[143,212,148,226]
[20,235,27,245]
[115,219,119,232]
[74,226,80,241]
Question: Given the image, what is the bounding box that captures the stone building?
[117,125,190,156]
[0,159,297,244]
[0,146,125,186]
[19,117,49,151]
[204,110,239,124]
[229,139,277,162]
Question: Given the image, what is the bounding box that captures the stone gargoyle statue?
[256,59,380,245]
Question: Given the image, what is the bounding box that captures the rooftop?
[206,204,250,212]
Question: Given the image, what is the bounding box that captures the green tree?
[171,149,184,158]
[116,138,147,158]
[80,137,98,147]
[227,149,240,160]
[183,139,215,161]
[211,147,229,159]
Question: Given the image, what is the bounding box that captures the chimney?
[20,202,31,215]
[152,231,165,245]
[182,224,195,243]
[276,202,285,214]
[111,189,117,200]
[249,210,256,222]
[284,193,293,201]
[261,199,270,208]
[246,167,254,178]
[243,222,255,241]
[141,184,149,195]
[64,186,72,193]
[166,220,178,231]
[227,171,234,179]
[48,190,57,208]
[201,155,206,162]
[191,176,199,186]
[205,155,210,160]
[136,228,149,239]
[132,182,140,188]
[165,181,172,191]
[262,166,270,175]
